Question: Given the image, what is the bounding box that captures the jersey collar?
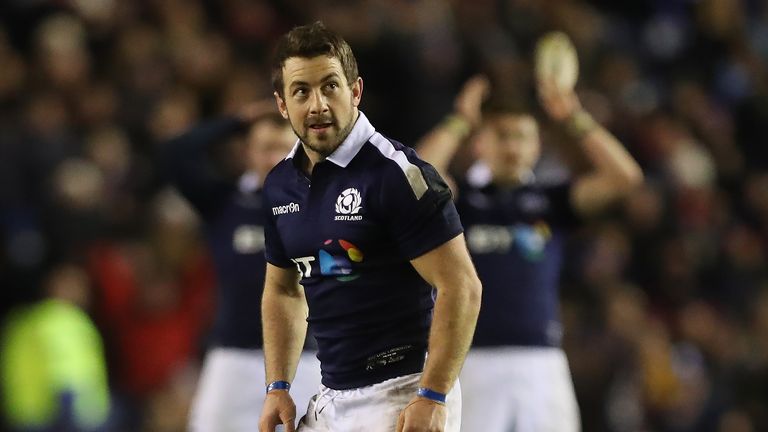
[284,111,376,168]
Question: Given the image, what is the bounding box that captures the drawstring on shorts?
[314,387,337,420]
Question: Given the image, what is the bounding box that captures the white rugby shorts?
[297,372,461,432]
[460,346,580,432]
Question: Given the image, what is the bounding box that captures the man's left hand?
[537,78,581,123]
[396,397,447,432]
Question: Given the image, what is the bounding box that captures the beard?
[291,112,357,158]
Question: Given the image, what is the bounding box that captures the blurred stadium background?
[0,0,767,431]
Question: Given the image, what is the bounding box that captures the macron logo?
[272,202,300,215]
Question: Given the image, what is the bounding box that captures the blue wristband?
[416,387,446,404]
[266,380,291,394]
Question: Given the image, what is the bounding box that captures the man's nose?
[309,89,329,115]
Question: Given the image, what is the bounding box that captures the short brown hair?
[271,21,359,97]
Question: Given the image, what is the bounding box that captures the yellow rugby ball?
[535,31,579,91]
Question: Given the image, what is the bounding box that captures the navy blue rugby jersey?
[263,112,463,390]
[163,117,269,349]
[456,163,579,348]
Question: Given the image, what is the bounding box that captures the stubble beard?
[293,114,356,158]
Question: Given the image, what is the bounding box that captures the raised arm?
[160,100,277,214]
[538,80,643,216]
[259,263,308,432]
[415,75,489,176]
[397,234,482,431]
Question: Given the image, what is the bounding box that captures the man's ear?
[351,77,363,108]
[274,92,289,119]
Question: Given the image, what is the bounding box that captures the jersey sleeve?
[262,179,294,268]
[159,117,244,218]
[379,152,464,260]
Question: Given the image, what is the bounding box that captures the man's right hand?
[259,390,297,432]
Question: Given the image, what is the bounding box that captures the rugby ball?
[535,31,579,92]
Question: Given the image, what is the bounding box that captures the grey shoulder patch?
[369,133,428,199]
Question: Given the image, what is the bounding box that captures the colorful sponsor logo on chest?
[291,239,365,282]
[466,221,552,260]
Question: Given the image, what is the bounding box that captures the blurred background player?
[0,264,110,432]
[160,101,321,432]
[416,32,643,432]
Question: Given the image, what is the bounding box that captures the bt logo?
[465,221,552,260]
[291,239,364,282]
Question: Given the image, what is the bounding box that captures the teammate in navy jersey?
[160,103,321,432]
[258,22,481,432]
[417,72,643,431]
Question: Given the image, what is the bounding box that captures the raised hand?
[537,78,581,122]
[453,75,490,127]
[534,31,581,122]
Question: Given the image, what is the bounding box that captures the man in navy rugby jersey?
[417,73,643,431]
[160,103,320,432]
[258,22,481,432]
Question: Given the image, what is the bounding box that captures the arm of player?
[538,80,644,216]
[396,234,482,432]
[415,75,489,177]
[259,263,309,432]
[160,117,241,208]
[160,100,277,214]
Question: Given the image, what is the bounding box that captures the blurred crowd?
[0,0,767,431]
